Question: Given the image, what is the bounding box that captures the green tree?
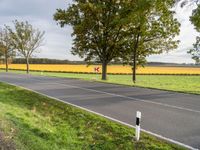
[6,20,45,74]
[190,4,200,31]
[188,36,200,64]
[0,45,4,64]
[0,28,15,72]
[54,0,132,80]
[188,2,200,64]
[175,0,200,64]
[0,43,4,57]
[121,0,180,82]
[54,0,180,81]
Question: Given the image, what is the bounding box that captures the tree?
[121,0,180,82]
[54,0,180,81]
[0,43,4,57]
[54,0,132,80]
[190,4,200,31]
[0,28,15,72]
[0,45,4,64]
[6,20,45,74]
[188,36,200,64]
[187,2,200,64]
[175,0,200,64]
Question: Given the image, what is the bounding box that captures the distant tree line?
[0,58,125,65]
[0,58,102,65]
[11,58,70,64]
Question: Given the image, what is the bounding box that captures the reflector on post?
[136,111,141,141]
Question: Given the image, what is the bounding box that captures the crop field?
[0,64,200,75]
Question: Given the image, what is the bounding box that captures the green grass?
[0,82,185,150]
[1,69,200,95]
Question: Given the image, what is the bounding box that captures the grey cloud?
[0,0,67,18]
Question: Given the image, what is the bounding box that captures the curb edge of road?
[0,80,198,150]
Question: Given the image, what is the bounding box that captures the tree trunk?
[26,58,29,74]
[132,49,137,83]
[132,31,140,83]
[101,60,107,80]
[5,53,8,72]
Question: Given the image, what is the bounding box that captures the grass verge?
[0,82,186,150]
[1,69,200,95]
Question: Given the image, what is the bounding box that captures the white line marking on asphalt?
[56,82,200,114]
[13,75,200,114]
[0,78,198,150]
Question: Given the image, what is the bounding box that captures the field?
[0,64,200,75]
[0,82,185,150]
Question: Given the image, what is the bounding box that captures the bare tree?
[6,20,45,74]
[0,28,15,72]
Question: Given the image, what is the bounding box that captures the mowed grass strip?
[0,82,185,150]
[1,69,200,95]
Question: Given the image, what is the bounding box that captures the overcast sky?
[0,0,198,63]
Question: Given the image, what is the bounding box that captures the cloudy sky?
[0,0,198,63]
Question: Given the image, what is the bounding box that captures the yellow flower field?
[0,64,200,75]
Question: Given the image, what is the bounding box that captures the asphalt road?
[0,72,200,149]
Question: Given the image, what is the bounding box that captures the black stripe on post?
[136,117,140,126]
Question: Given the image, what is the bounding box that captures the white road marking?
[12,75,200,114]
[56,82,200,114]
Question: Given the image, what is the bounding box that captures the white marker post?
[136,111,141,141]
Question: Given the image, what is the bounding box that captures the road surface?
[0,72,200,149]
